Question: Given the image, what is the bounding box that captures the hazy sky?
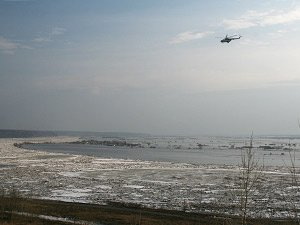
[1,0,300,135]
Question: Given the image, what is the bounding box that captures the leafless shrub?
[215,134,265,224]
[235,134,264,225]
[283,149,300,225]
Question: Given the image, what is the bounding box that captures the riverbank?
[0,196,295,225]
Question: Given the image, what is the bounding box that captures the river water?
[24,135,300,167]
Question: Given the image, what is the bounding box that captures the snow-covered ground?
[0,136,299,218]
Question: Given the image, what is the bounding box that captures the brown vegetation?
[0,194,299,225]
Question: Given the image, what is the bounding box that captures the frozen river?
[2,136,300,218]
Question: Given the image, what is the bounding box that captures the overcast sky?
[1,0,300,135]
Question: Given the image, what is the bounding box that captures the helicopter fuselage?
[221,38,232,43]
[220,36,241,43]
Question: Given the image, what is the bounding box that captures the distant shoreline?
[1,128,300,140]
[0,129,149,139]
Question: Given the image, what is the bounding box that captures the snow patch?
[123,185,144,189]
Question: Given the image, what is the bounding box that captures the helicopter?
[220,34,242,43]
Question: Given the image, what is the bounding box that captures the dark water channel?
[24,143,296,166]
